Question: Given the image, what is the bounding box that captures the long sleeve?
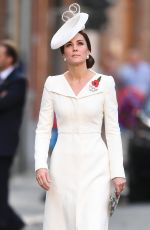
[104,76,125,179]
[0,78,26,111]
[34,79,54,171]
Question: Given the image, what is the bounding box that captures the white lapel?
[46,73,105,99]
[46,75,74,98]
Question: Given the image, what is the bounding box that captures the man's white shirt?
[0,66,15,81]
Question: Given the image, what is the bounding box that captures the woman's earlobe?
[87,53,91,59]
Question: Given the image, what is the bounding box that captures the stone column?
[134,0,150,60]
[30,0,52,119]
[100,0,135,68]
[0,0,7,39]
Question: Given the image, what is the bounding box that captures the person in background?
[0,41,27,230]
[118,48,150,97]
[117,48,150,129]
[49,112,58,154]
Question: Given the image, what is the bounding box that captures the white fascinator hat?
[50,3,89,49]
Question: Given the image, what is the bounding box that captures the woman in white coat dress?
[34,3,126,230]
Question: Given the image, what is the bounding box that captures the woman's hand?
[112,177,126,197]
[36,168,51,191]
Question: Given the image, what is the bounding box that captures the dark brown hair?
[0,42,18,65]
[60,30,95,68]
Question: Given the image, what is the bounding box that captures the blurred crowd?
[102,48,150,131]
[101,47,150,202]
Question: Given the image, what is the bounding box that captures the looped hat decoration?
[50,3,89,49]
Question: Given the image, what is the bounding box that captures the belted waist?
[58,130,101,134]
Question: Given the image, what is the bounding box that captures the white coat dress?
[34,71,125,230]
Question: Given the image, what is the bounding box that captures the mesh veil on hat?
[50,3,89,49]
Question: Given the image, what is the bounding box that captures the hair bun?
[86,54,95,69]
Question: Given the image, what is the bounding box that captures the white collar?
[0,66,15,81]
[45,72,105,99]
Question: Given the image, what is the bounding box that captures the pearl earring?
[64,57,66,61]
[87,55,89,59]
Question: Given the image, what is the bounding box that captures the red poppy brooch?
[89,76,101,92]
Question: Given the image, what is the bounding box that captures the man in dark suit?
[0,41,27,230]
